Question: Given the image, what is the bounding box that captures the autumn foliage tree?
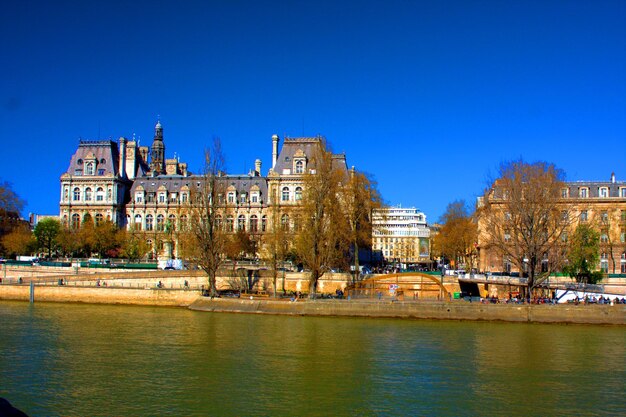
[293,144,350,297]
[0,180,26,256]
[431,200,477,270]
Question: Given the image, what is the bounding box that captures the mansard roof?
[565,180,626,198]
[273,137,324,174]
[65,140,120,177]
[129,173,269,196]
[273,136,348,174]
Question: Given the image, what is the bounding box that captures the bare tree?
[189,139,228,296]
[478,160,574,297]
[293,144,350,297]
[260,192,291,297]
[344,170,381,282]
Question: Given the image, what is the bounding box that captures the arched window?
[73,187,81,201]
[293,214,301,231]
[133,214,142,231]
[96,187,105,201]
[238,215,246,231]
[295,187,303,201]
[261,215,267,232]
[281,214,290,231]
[63,188,69,201]
[215,215,222,231]
[226,215,234,232]
[85,162,95,175]
[282,187,290,202]
[168,214,176,231]
[84,187,92,201]
[180,215,188,231]
[95,213,103,225]
[71,214,80,229]
[621,252,626,273]
[146,214,154,231]
[62,215,68,225]
[107,188,112,202]
[295,160,304,174]
[250,215,258,232]
[156,214,165,231]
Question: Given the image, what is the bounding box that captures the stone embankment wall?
[0,285,198,307]
[189,298,626,325]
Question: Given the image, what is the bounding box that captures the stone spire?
[150,120,165,175]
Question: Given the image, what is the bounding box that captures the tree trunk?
[308,270,319,299]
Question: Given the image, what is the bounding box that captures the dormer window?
[159,192,166,203]
[294,160,305,174]
[599,187,609,198]
[240,193,247,204]
[85,162,95,176]
[579,187,588,198]
[561,188,569,198]
[228,192,236,204]
[135,192,144,203]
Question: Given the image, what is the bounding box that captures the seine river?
[0,301,624,416]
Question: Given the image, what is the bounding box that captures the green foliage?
[33,218,61,258]
[565,223,601,283]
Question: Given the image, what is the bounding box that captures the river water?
[0,301,624,416]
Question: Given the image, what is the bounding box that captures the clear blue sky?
[1,0,625,222]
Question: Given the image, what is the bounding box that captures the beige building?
[478,173,626,275]
[372,206,431,267]
[60,122,348,259]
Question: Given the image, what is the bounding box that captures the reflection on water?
[0,301,624,416]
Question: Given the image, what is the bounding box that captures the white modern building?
[372,206,431,267]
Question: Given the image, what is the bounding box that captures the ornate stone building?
[60,121,348,259]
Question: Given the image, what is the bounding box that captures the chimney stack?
[272,134,279,169]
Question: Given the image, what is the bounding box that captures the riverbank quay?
[0,284,199,307]
[189,297,626,325]
[2,284,624,324]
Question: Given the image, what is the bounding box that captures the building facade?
[372,206,431,267]
[60,122,348,259]
[477,173,626,275]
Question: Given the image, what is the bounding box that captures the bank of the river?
[1,284,625,324]
[0,284,198,307]
[189,297,626,325]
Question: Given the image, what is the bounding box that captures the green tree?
[118,227,151,261]
[566,223,602,284]
[33,218,61,258]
